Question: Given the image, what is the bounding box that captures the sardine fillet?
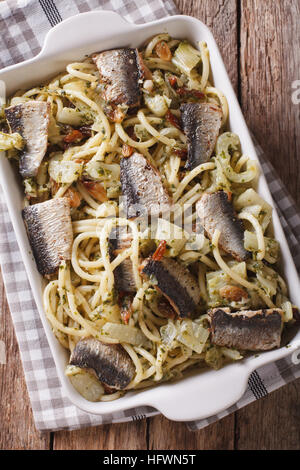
[142,257,201,318]
[196,191,250,261]
[22,198,73,275]
[93,48,143,108]
[5,101,50,178]
[109,226,136,293]
[114,258,136,293]
[120,152,172,219]
[70,338,135,390]
[209,308,283,351]
[181,102,222,170]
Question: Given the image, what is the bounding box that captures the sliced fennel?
[216,131,240,156]
[235,187,272,213]
[215,132,257,184]
[205,346,224,370]
[65,365,104,402]
[56,107,85,126]
[161,319,210,354]
[154,218,189,257]
[206,262,250,309]
[101,322,149,347]
[144,94,171,117]
[0,131,24,151]
[220,347,243,361]
[281,300,294,322]
[172,42,202,76]
[177,320,210,354]
[49,154,83,183]
[244,230,279,263]
[85,160,120,181]
[235,188,273,233]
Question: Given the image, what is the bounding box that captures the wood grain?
[236,380,300,450]
[53,421,148,450]
[239,0,300,205]
[0,0,299,451]
[235,0,300,449]
[148,414,235,450]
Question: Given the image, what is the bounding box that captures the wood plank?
[239,0,300,204]
[236,380,300,449]
[237,0,300,449]
[148,415,235,450]
[0,269,50,450]
[53,420,148,450]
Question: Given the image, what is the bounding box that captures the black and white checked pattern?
[0,0,176,69]
[0,0,299,432]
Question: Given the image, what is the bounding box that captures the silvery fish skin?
[180,102,222,170]
[120,152,172,219]
[93,48,143,108]
[109,226,136,293]
[22,198,73,276]
[209,307,283,351]
[5,101,50,178]
[141,257,201,318]
[196,191,250,262]
[69,338,135,390]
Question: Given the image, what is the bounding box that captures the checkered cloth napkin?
[0,0,299,432]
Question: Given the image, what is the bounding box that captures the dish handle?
[38,11,135,57]
[142,362,250,422]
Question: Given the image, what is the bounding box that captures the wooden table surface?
[1,0,300,450]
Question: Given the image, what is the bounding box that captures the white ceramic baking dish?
[0,11,299,422]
